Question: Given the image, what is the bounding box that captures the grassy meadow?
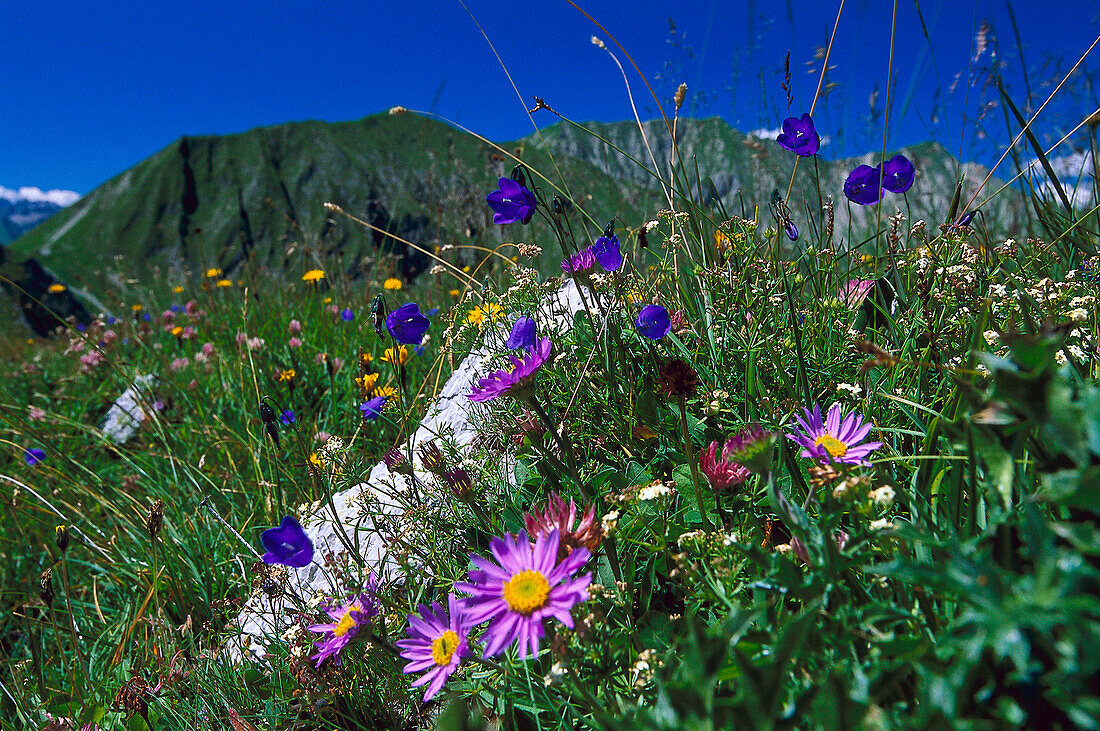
[3,9,1100,731]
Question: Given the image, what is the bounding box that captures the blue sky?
[3,0,1098,194]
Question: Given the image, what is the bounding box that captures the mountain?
[0,186,79,244]
[5,112,1039,338]
[7,113,659,302]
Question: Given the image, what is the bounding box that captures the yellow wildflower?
[373,385,398,399]
[323,297,332,304]
[47,283,66,293]
[205,268,222,278]
[381,345,409,366]
[216,279,232,288]
[131,304,143,312]
[465,302,504,326]
[302,269,325,282]
[383,277,403,290]
[360,352,373,365]
[356,372,380,393]
[449,289,461,297]
[171,326,183,337]
[277,368,296,382]
[173,286,184,293]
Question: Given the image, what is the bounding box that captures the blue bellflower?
[24,448,45,466]
[486,178,537,225]
[776,114,821,157]
[635,305,672,340]
[360,396,388,421]
[386,303,430,344]
[281,410,295,426]
[340,308,354,322]
[261,515,314,568]
[592,234,623,271]
[881,154,915,194]
[505,315,538,350]
[844,165,883,206]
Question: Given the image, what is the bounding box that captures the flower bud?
[54,525,70,555]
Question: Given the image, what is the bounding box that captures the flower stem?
[528,397,588,500]
[678,397,712,530]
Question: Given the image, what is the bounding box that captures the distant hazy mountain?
[0,186,79,244]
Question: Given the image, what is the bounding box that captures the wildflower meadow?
[3,4,1100,730]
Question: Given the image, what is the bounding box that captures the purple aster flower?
[260,515,314,568]
[360,396,388,420]
[786,403,883,466]
[881,154,915,194]
[486,177,537,225]
[340,308,354,322]
[386,303,430,344]
[397,593,474,702]
[24,447,45,466]
[592,234,623,271]
[468,337,552,403]
[308,579,379,667]
[776,113,821,157]
[561,246,596,276]
[505,315,538,350]
[280,409,295,426]
[635,305,671,340]
[454,529,591,659]
[844,164,883,206]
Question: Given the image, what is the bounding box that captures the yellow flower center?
[502,570,550,615]
[431,630,461,666]
[814,434,848,458]
[332,608,357,637]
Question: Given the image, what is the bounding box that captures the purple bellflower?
[261,515,314,568]
[386,303,430,344]
[505,315,538,350]
[24,447,45,466]
[881,154,915,194]
[360,396,388,421]
[844,164,883,206]
[635,305,672,340]
[592,234,623,271]
[340,308,354,322]
[486,178,537,225]
[776,114,821,157]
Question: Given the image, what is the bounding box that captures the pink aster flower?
[786,403,882,466]
[454,529,591,660]
[699,441,751,491]
[840,279,874,308]
[468,337,553,403]
[397,593,473,702]
[308,579,379,668]
[561,247,596,276]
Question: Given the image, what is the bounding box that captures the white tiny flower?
[1055,350,1068,365]
[869,518,895,531]
[983,330,999,347]
[1067,308,1089,322]
[836,383,863,398]
[601,510,620,535]
[869,485,896,509]
[637,483,673,501]
[645,220,660,232]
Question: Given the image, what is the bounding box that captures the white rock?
[100,374,157,443]
[225,280,595,662]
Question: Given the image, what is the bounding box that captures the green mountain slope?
[8,113,1033,326]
